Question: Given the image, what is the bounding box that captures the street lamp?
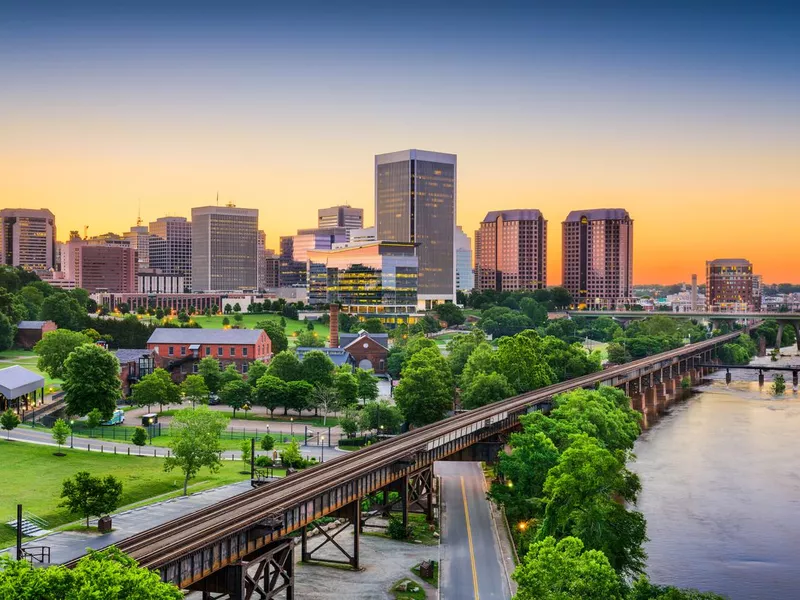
[148,417,154,445]
[70,420,74,448]
[290,417,294,441]
[320,435,325,463]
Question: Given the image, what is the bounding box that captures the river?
[632,346,800,600]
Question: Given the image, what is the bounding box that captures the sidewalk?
[1,481,254,565]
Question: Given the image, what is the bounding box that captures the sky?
[1,1,798,284]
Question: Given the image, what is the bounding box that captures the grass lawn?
[391,579,427,600]
[0,440,261,547]
[411,561,439,588]
[365,513,439,546]
[0,350,62,390]
[583,340,609,362]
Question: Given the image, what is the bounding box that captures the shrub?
[338,435,375,447]
[387,517,413,540]
[255,455,273,468]
[260,434,275,452]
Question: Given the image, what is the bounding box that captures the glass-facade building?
[149,216,192,292]
[375,149,456,307]
[455,225,474,291]
[0,208,56,273]
[705,258,754,312]
[307,242,418,325]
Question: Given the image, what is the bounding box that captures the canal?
[633,346,800,600]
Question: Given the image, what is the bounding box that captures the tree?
[296,330,323,347]
[62,344,121,419]
[356,368,379,403]
[285,380,314,416]
[460,371,515,409]
[772,373,786,395]
[386,347,407,379]
[233,313,244,324]
[197,356,223,394]
[435,302,465,327]
[519,297,548,327]
[0,546,183,599]
[512,536,625,600]
[549,287,573,310]
[1,408,20,439]
[0,313,14,351]
[394,347,453,427]
[164,407,229,495]
[222,316,231,327]
[235,359,262,388]
[131,426,148,448]
[446,332,482,379]
[280,438,304,468]
[306,320,315,331]
[256,320,289,354]
[266,351,302,381]
[220,363,243,387]
[359,317,386,334]
[51,418,71,452]
[131,369,180,413]
[359,401,403,434]
[219,379,251,418]
[181,374,210,408]
[629,576,727,600]
[334,371,358,408]
[496,332,554,393]
[479,306,533,339]
[60,471,123,528]
[233,302,241,313]
[260,434,275,452]
[301,350,336,387]
[311,385,339,426]
[39,293,87,330]
[241,439,252,469]
[86,408,103,434]
[155,307,165,320]
[32,329,91,379]
[340,407,360,437]
[255,375,289,417]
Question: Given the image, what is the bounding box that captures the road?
[437,461,511,600]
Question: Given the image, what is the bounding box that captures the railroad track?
[72,330,739,570]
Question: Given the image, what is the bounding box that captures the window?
[242,362,249,374]
[242,347,248,357]
[180,346,186,355]
[217,347,223,356]
[205,346,211,356]
[168,346,174,356]
[230,347,236,357]
[192,363,199,373]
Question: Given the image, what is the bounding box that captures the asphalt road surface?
[437,461,511,600]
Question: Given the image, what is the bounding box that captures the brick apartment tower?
[329,304,339,348]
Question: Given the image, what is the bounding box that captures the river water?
[632,347,800,600]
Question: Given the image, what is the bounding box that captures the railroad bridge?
[67,329,744,599]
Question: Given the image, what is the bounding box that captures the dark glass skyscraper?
[375,149,456,307]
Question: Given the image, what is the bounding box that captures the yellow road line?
[461,476,480,600]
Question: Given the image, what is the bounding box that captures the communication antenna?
[216,192,219,206]
[83,225,88,240]
[136,200,142,226]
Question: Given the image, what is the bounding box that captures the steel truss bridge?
[65,330,744,599]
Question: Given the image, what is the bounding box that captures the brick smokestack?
[329,304,339,348]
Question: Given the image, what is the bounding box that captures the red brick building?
[146,328,272,382]
[337,331,389,374]
[15,320,57,350]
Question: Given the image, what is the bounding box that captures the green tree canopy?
[62,344,121,419]
[256,320,289,354]
[33,329,92,379]
[1,409,21,439]
[266,351,302,382]
[495,331,554,393]
[164,407,229,495]
[245,358,268,386]
[479,306,533,339]
[394,347,453,427]
[301,350,336,387]
[0,314,15,351]
[39,293,87,330]
[131,369,180,412]
[297,330,324,347]
[0,546,183,600]
[255,374,289,417]
[219,378,251,417]
[359,317,386,334]
[513,536,626,600]
[285,380,314,416]
[181,374,210,408]
[460,371,515,410]
[197,357,222,394]
[334,371,359,408]
[359,400,404,434]
[51,418,71,450]
[434,302,465,327]
[355,368,379,403]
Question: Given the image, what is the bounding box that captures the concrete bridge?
[697,363,800,387]
[63,330,744,599]
[567,310,800,351]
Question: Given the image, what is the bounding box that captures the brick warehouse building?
[146,329,272,382]
[337,330,389,374]
[15,320,57,350]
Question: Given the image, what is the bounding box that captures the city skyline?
[1,2,798,284]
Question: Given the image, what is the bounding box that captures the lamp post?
[70,420,74,449]
[320,435,325,463]
[148,417,154,445]
[290,417,294,441]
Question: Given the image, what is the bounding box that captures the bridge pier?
[300,499,361,570]
[187,539,295,600]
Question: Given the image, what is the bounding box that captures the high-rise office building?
[191,205,258,292]
[0,208,56,272]
[256,230,270,291]
[475,210,547,292]
[123,224,151,270]
[562,209,633,309]
[455,225,474,292]
[375,149,456,307]
[75,245,136,293]
[705,258,755,312]
[149,217,192,292]
[318,206,364,230]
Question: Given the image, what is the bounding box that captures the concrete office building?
[75,245,136,293]
[455,225,474,291]
[123,224,151,270]
[348,226,377,245]
[318,206,363,230]
[149,217,192,291]
[0,208,56,272]
[192,205,258,292]
[706,258,755,312]
[475,210,547,292]
[562,209,634,310]
[375,149,456,308]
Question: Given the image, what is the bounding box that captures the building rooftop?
[16,321,52,330]
[147,328,264,345]
[295,347,354,367]
[0,365,45,400]
[482,209,543,223]
[115,349,152,363]
[564,209,631,222]
[338,331,389,350]
[707,258,752,266]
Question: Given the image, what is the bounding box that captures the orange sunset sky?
[1,3,798,285]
